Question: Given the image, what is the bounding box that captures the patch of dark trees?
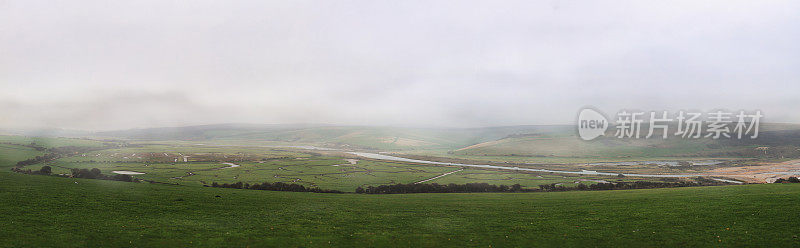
[68,168,135,182]
[774,177,800,183]
[209,178,740,194]
[538,178,730,192]
[355,178,734,194]
[15,153,61,167]
[208,181,343,193]
[356,183,531,194]
[10,165,54,175]
[11,166,136,182]
[14,145,112,167]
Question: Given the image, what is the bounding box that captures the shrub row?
[356,179,734,194]
[12,166,135,182]
[538,180,726,192]
[774,177,800,183]
[209,181,343,193]
[356,183,531,194]
[68,168,135,182]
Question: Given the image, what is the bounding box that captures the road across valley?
[195,144,759,183]
[348,152,708,178]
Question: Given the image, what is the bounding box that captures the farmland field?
[1,132,799,247]
[2,154,800,247]
[12,134,739,192]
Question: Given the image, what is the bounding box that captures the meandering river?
[211,144,739,181]
[348,152,706,178]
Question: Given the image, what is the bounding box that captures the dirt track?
[706,159,800,183]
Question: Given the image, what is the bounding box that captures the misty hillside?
[454,123,800,158]
[88,123,800,157]
[92,124,573,150]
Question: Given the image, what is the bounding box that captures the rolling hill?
[92,124,572,151]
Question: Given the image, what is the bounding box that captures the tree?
[499,185,510,192]
[113,174,133,182]
[38,166,52,175]
[90,168,102,177]
[789,177,800,183]
[71,168,99,179]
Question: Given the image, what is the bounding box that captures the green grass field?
[2,135,799,247]
[3,171,800,247]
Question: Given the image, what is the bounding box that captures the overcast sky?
[1,0,799,130]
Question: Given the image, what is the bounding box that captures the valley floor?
[1,135,798,247]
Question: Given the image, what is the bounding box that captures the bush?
[90,168,102,177]
[71,168,104,179]
[775,177,800,183]
[112,174,133,182]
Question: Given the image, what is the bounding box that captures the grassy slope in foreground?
[2,171,799,247]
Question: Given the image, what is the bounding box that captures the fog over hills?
[2,1,800,130]
[7,122,773,155]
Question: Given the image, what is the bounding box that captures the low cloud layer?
[1,0,799,130]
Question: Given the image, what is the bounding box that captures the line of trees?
[209,181,343,193]
[14,145,112,167]
[11,166,136,182]
[12,165,135,182]
[68,168,135,182]
[355,183,530,194]
[10,165,53,175]
[70,168,134,182]
[538,179,728,192]
[15,153,62,167]
[356,179,734,194]
[774,177,800,183]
